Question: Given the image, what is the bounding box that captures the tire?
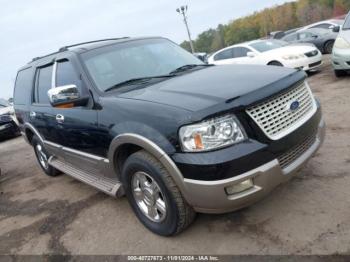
[324,40,334,54]
[334,70,347,78]
[268,61,283,67]
[121,150,196,236]
[32,135,61,177]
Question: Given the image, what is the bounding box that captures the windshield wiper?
[104,75,174,92]
[169,64,213,75]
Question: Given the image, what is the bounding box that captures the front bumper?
[0,121,19,137]
[283,53,323,71]
[332,48,350,70]
[181,118,325,213]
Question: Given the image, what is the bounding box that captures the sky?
[0,0,294,99]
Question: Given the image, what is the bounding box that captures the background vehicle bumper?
[0,121,19,138]
[332,48,350,70]
[181,118,325,214]
[284,54,323,71]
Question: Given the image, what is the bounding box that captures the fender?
[108,133,190,201]
[23,122,44,144]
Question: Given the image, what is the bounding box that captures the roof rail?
[29,37,129,63]
[58,37,129,52]
[30,51,62,63]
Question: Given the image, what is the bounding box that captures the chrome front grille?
[246,82,317,140]
[278,133,317,169]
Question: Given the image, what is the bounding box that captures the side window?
[14,68,33,105]
[233,47,251,58]
[34,65,53,104]
[311,23,331,29]
[299,32,312,40]
[284,33,298,41]
[56,60,81,89]
[214,49,233,61]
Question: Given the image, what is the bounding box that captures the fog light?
[225,179,254,195]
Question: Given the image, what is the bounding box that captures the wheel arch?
[267,60,283,66]
[23,123,44,145]
[108,133,188,199]
[324,39,335,53]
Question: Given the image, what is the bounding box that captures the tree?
[179,0,349,54]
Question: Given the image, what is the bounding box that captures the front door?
[30,63,56,143]
[49,58,104,174]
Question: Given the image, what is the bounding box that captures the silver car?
[332,11,350,77]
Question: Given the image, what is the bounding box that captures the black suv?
[14,37,325,236]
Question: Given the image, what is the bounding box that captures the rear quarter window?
[14,68,33,105]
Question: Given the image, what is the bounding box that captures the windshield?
[344,13,350,30]
[81,38,203,91]
[249,40,289,53]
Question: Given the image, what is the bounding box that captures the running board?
[49,157,124,197]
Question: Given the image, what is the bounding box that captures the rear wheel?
[121,150,195,236]
[334,70,347,78]
[268,61,283,67]
[32,135,61,176]
[324,40,334,54]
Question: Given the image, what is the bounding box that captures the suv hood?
[117,65,303,111]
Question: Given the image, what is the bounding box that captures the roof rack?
[30,37,129,63]
[58,37,129,52]
[30,51,63,63]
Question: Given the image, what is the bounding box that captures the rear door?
[283,33,299,43]
[298,32,314,43]
[212,48,234,65]
[232,47,255,64]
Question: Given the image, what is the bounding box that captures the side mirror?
[247,52,256,58]
[333,26,340,33]
[48,85,88,108]
[312,34,318,38]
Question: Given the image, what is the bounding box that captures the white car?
[332,12,350,77]
[208,39,323,72]
[297,19,344,32]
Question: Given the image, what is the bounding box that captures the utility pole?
[176,5,195,53]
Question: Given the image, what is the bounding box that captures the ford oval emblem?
[289,101,300,111]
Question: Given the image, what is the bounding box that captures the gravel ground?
[0,56,349,255]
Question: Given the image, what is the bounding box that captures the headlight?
[334,37,350,49]
[282,54,305,60]
[179,115,246,152]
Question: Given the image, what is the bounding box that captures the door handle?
[30,111,36,118]
[56,114,64,123]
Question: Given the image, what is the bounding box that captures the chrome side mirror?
[48,85,88,107]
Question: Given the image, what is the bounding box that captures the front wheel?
[324,40,334,54]
[32,135,61,177]
[121,150,195,236]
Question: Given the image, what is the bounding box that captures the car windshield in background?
[249,40,289,52]
[81,38,203,91]
[344,15,350,30]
